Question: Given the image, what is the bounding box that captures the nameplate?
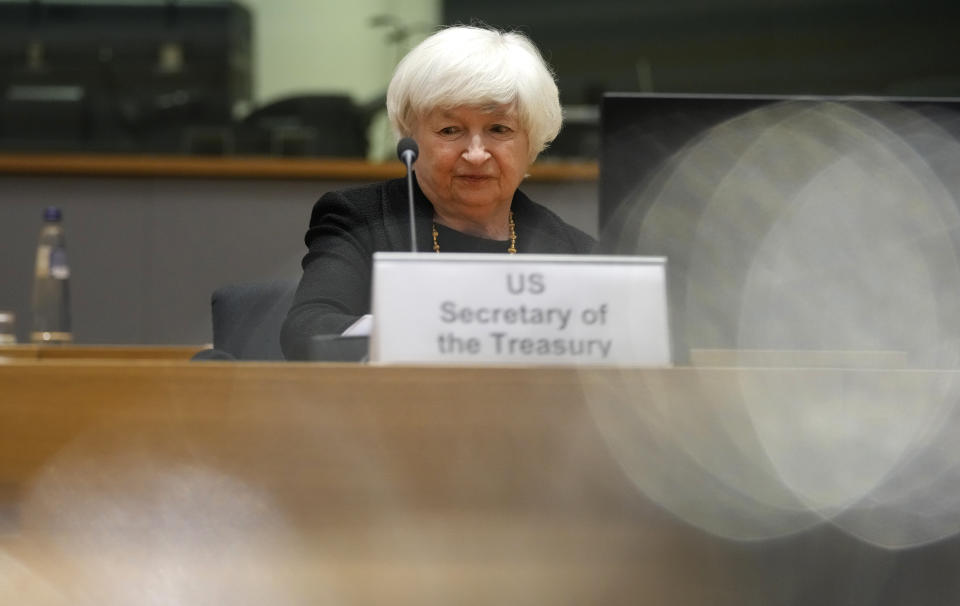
[370,253,671,366]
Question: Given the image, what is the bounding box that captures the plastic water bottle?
[31,206,72,344]
[0,310,15,344]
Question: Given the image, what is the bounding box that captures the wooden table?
[1,362,956,604]
[0,344,206,361]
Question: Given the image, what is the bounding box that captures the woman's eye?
[490,124,512,134]
[438,126,460,136]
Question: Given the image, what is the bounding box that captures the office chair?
[193,279,297,361]
[238,94,370,157]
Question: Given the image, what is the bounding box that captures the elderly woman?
[281,25,594,359]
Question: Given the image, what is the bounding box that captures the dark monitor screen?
[598,93,960,364]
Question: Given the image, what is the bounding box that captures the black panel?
[444,0,960,103]
[0,1,252,153]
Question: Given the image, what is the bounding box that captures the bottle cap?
[43,206,62,222]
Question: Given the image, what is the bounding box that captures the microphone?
[397,137,419,252]
[397,136,418,165]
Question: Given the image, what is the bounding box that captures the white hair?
[386,25,562,162]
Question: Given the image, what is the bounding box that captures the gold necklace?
[433,211,517,254]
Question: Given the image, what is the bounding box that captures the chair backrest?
[207,279,297,360]
[238,94,369,157]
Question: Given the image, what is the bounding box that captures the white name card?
[370,253,671,366]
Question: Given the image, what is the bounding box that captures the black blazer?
[280,177,595,359]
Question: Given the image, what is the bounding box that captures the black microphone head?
[397,137,419,163]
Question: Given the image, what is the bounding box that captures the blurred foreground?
[3,362,960,605]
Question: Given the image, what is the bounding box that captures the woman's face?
[412,104,530,219]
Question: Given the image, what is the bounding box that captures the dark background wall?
[445,0,960,103]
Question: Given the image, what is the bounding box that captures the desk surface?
[1,362,956,604]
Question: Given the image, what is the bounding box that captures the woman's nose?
[462,134,491,164]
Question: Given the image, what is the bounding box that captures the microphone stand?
[404,155,417,253]
[397,137,419,252]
